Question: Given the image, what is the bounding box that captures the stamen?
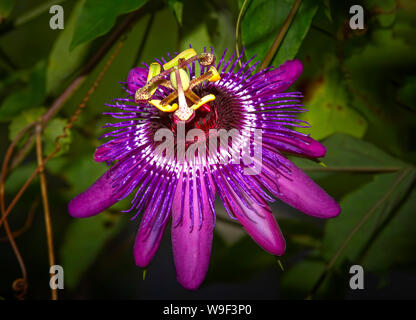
[163,48,197,70]
[134,63,162,102]
[208,66,221,82]
[191,94,216,110]
[147,63,162,96]
[149,100,178,112]
[147,63,161,82]
[134,49,220,121]
[189,66,221,91]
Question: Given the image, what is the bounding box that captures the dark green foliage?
[0,0,415,299]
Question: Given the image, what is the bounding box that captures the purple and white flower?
[68,48,340,290]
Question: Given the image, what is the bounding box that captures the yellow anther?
[146,63,162,96]
[149,99,178,112]
[163,48,197,70]
[170,69,190,91]
[191,94,216,110]
[147,63,161,82]
[208,66,221,82]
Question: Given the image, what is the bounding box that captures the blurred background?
[0,0,415,300]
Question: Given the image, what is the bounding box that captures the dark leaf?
[0,61,46,121]
[70,0,148,50]
[241,0,319,67]
[60,212,125,289]
[321,169,416,270]
[47,0,90,94]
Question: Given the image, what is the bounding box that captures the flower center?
[134,49,221,123]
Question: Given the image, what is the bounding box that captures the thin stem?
[0,125,31,299]
[15,0,66,26]
[0,199,38,242]
[133,13,155,67]
[259,0,302,71]
[42,11,138,124]
[0,12,133,299]
[235,0,249,68]
[0,0,66,35]
[10,135,35,171]
[35,125,57,300]
[0,122,36,228]
[0,47,18,71]
[0,40,125,230]
[0,11,137,226]
[306,169,412,299]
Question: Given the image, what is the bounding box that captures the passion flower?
[68,48,340,290]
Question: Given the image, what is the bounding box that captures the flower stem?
[235,0,250,68]
[259,0,302,71]
[35,124,57,301]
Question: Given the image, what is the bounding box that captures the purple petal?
[68,169,122,218]
[269,59,303,92]
[273,155,341,218]
[134,206,170,268]
[127,67,147,93]
[265,132,326,158]
[220,173,285,255]
[171,168,214,290]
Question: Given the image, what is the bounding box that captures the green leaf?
[8,107,45,141]
[293,133,406,173]
[61,212,125,289]
[321,169,416,270]
[43,118,72,156]
[321,134,406,168]
[179,1,212,53]
[343,20,416,157]
[0,61,46,121]
[64,156,107,196]
[47,0,90,95]
[207,235,276,283]
[321,0,332,22]
[179,0,234,58]
[397,75,416,111]
[0,0,14,21]
[361,187,416,272]
[70,0,148,50]
[4,162,38,194]
[241,0,319,67]
[367,0,397,27]
[298,56,367,140]
[280,260,326,298]
[206,2,235,56]
[168,0,183,25]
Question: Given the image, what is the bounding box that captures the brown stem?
[0,11,133,299]
[235,0,250,68]
[35,125,57,300]
[0,199,38,242]
[10,135,35,171]
[0,123,34,299]
[0,10,135,229]
[0,40,124,231]
[42,11,138,124]
[259,0,302,71]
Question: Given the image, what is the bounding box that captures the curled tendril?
[12,278,27,300]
